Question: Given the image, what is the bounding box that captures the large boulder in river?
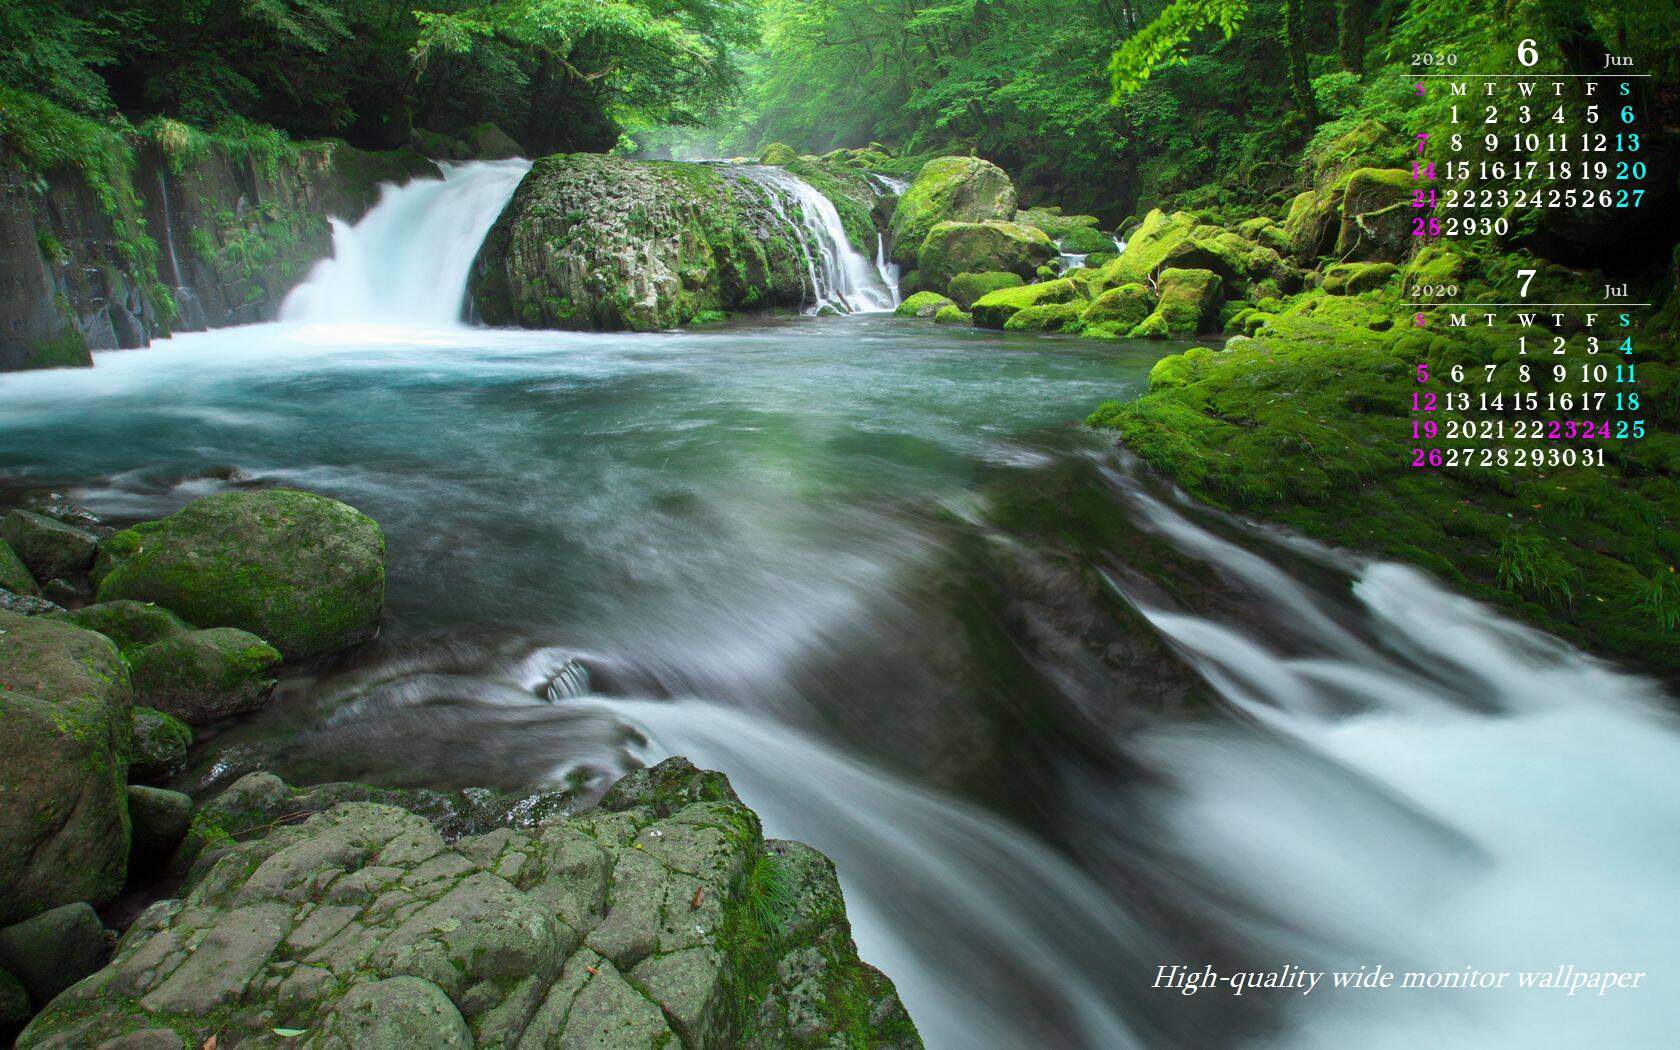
[128,627,282,724]
[916,220,1056,287]
[93,489,385,660]
[471,155,819,331]
[888,156,1018,266]
[0,612,132,925]
[17,758,922,1049]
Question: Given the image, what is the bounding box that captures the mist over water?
[3,163,1674,1048]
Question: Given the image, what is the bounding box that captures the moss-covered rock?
[887,156,1017,266]
[916,220,1055,288]
[94,489,385,660]
[0,612,132,925]
[1129,268,1221,337]
[126,786,193,875]
[1095,209,1197,287]
[0,539,38,597]
[1236,216,1292,256]
[50,600,191,653]
[894,291,956,318]
[461,122,523,160]
[970,277,1084,329]
[1282,189,1337,262]
[128,627,282,724]
[1003,302,1086,333]
[1014,207,1101,241]
[947,270,1023,309]
[893,291,948,318]
[470,155,848,331]
[758,142,798,166]
[1086,282,1680,669]
[1323,262,1398,295]
[1335,168,1414,262]
[18,758,921,1050]
[129,706,193,785]
[1081,283,1155,330]
[0,903,111,1009]
[0,511,97,581]
[1057,225,1113,254]
[0,967,26,1029]
[933,304,971,324]
[1163,228,1298,297]
[1403,245,1466,290]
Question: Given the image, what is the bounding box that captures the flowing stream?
[1,162,1674,1048]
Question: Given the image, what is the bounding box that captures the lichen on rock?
[94,489,385,661]
[17,758,921,1049]
[470,154,850,332]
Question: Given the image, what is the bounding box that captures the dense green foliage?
[658,0,1678,223]
[0,0,755,154]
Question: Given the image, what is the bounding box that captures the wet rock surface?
[19,758,919,1049]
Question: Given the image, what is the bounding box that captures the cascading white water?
[869,173,911,196]
[1097,458,1680,1050]
[736,165,898,314]
[281,159,530,325]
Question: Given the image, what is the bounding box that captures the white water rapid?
[736,164,898,313]
[280,159,530,325]
[1094,457,1680,1050]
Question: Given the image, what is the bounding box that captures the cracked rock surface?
[18,757,921,1049]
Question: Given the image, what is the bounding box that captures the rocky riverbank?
[0,487,919,1047]
[0,91,438,372]
[874,144,1679,671]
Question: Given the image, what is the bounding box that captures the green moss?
[1081,283,1154,330]
[895,291,956,318]
[1086,289,1680,670]
[887,156,1017,265]
[946,270,1022,310]
[916,220,1054,288]
[1003,301,1085,333]
[1096,208,1197,286]
[1128,268,1221,337]
[1637,570,1680,630]
[1323,262,1398,295]
[932,304,971,325]
[0,538,39,596]
[970,277,1084,329]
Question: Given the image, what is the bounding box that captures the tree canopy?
[0,0,756,153]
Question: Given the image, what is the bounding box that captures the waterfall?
[155,170,205,330]
[868,173,911,196]
[1056,239,1089,272]
[735,165,897,314]
[281,159,530,326]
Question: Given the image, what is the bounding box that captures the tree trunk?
[1282,0,1319,124]
[1337,0,1370,73]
